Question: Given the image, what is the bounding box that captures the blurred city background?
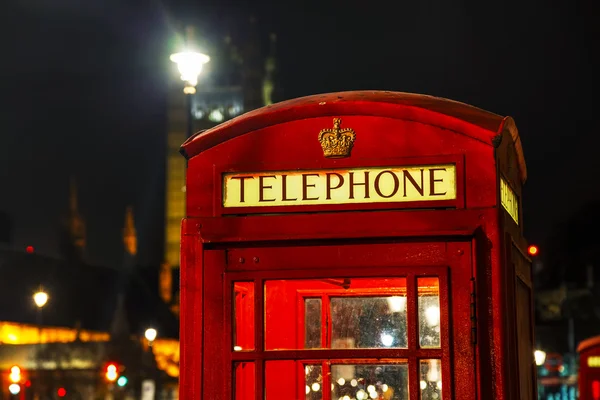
[0,0,597,399]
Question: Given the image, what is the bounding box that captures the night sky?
[1,0,597,268]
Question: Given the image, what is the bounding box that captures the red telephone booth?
[578,336,600,399]
[179,91,535,399]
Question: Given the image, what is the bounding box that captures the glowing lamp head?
[33,291,48,308]
[534,350,546,366]
[145,328,157,342]
[528,245,539,257]
[105,363,118,382]
[8,384,20,395]
[9,365,21,383]
[170,51,210,88]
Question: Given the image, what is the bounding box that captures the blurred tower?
[111,207,137,340]
[262,33,279,106]
[60,177,86,263]
[123,206,138,257]
[242,16,265,111]
[162,20,281,315]
[162,28,189,310]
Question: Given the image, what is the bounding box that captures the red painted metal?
[179,91,533,400]
[579,336,600,400]
[181,91,526,185]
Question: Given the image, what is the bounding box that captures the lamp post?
[142,328,158,398]
[170,32,210,139]
[33,290,48,341]
[144,328,157,346]
[33,289,48,400]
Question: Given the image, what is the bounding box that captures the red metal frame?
[178,91,533,400]
[578,336,600,400]
[210,242,468,400]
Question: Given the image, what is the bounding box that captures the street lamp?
[33,288,48,398]
[33,289,48,342]
[170,51,210,93]
[170,33,210,139]
[145,328,157,344]
[33,291,48,308]
[534,349,547,366]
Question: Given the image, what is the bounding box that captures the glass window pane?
[305,298,322,348]
[418,277,441,348]
[234,282,254,351]
[305,364,323,400]
[420,359,442,400]
[331,362,408,400]
[265,360,309,399]
[331,296,407,349]
[265,277,407,350]
[234,362,255,400]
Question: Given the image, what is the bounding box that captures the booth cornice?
[180,91,527,182]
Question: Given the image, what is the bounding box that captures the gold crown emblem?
[318,118,356,158]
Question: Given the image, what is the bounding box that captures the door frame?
[208,239,475,400]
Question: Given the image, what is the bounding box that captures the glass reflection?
[420,359,442,400]
[265,278,407,350]
[418,278,441,348]
[233,282,254,351]
[305,298,322,348]
[305,364,323,400]
[331,297,407,349]
[265,361,324,399]
[234,362,254,400]
[331,363,408,400]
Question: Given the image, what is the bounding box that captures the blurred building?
[59,178,86,265]
[161,19,281,314]
[0,182,179,399]
[533,208,600,400]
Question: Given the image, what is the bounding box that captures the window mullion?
[323,295,331,348]
[323,360,332,400]
[407,273,420,400]
[255,278,264,400]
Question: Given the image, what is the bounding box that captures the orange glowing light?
[106,363,118,382]
[9,365,21,383]
[528,245,539,256]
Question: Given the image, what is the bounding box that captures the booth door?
[213,242,475,400]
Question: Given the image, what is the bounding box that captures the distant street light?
[8,384,20,395]
[9,365,21,383]
[33,290,48,308]
[145,328,157,343]
[33,288,48,398]
[534,349,547,366]
[527,244,539,257]
[169,27,210,139]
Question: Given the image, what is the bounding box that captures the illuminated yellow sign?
[223,164,457,208]
[588,356,600,367]
[500,178,519,225]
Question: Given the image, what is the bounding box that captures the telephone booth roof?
[578,336,600,353]
[181,90,527,182]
